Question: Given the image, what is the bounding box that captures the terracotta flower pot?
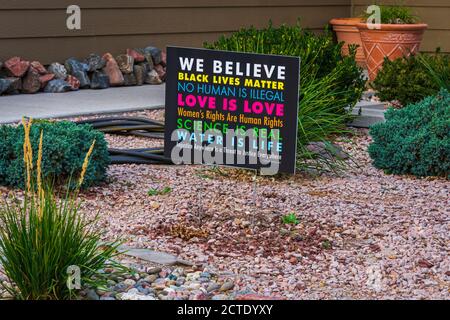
[330,18,366,66]
[356,22,428,81]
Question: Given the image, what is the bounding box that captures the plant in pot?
[329,17,366,67]
[356,5,428,81]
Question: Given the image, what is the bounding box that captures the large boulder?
[84,53,106,72]
[47,62,68,80]
[21,69,41,94]
[116,54,134,74]
[0,77,22,95]
[102,53,124,86]
[133,64,146,86]
[127,49,145,63]
[123,73,137,86]
[144,46,162,65]
[65,58,90,88]
[4,57,30,77]
[0,78,10,94]
[90,71,110,89]
[39,73,55,89]
[30,61,47,74]
[154,64,166,81]
[66,75,81,90]
[44,79,72,93]
[135,49,154,70]
[145,69,162,85]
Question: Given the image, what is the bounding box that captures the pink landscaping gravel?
[68,109,449,300]
[3,109,449,299]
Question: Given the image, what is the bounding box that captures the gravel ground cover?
[1,109,448,300]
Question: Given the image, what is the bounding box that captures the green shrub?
[368,89,450,178]
[362,5,418,24]
[205,22,365,172]
[0,120,110,189]
[372,52,450,106]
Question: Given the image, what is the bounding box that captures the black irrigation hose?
[76,116,164,126]
[74,117,172,165]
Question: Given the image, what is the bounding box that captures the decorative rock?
[123,73,137,86]
[212,294,230,300]
[84,53,106,71]
[144,274,158,283]
[4,57,30,77]
[0,79,10,95]
[136,49,155,70]
[175,277,186,286]
[7,77,22,92]
[47,63,67,80]
[65,58,90,88]
[145,69,162,85]
[188,282,201,290]
[136,286,151,295]
[44,79,72,93]
[133,65,146,86]
[220,281,235,292]
[144,46,162,65]
[66,75,80,90]
[102,53,124,86]
[154,64,166,81]
[191,292,207,300]
[21,69,41,94]
[116,54,134,74]
[30,61,47,74]
[86,289,100,300]
[198,277,210,283]
[90,71,110,89]
[39,73,55,89]
[112,283,128,292]
[206,283,221,292]
[147,267,162,274]
[119,291,156,300]
[118,247,179,265]
[127,49,145,62]
[123,279,136,287]
[235,294,285,300]
[186,272,201,281]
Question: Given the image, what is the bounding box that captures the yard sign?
[164,47,300,174]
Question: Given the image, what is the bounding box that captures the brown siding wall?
[352,0,450,53]
[0,0,350,64]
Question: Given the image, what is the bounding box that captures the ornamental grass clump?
[368,89,449,178]
[0,118,120,300]
[205,22,365,172]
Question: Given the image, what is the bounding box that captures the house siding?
[0,0,350,64]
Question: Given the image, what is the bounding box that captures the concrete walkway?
[0,84,385,127]
[0,84,166,124]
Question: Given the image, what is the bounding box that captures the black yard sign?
[164,47,300,175]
